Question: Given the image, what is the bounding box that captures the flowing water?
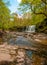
[3,32,47,65]
[8,36,33,58]
[0,26,47,65]
[26,25,36,32]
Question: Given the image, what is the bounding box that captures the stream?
[0,26,47,65]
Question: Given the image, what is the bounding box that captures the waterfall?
[26,25,36,32]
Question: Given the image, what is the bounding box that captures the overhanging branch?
[30,3,47,17]
[33,12,47,17]
[41,0,47,4]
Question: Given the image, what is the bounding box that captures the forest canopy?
[18,0,47,23]
[0,0,47,33]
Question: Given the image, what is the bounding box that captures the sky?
[8,0,21,14]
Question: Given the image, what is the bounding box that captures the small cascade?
[26,25,36,32]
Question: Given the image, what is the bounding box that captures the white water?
[26,25,36,32]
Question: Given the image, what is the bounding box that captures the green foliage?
[31,13,46,25]
[17,0,47,32]
[0,0,47,31]
[36,18,47,33]
[0,0,10,30]
[18,0,47,24]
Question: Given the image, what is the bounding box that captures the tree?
[35,18,47,33]
[18,0,47,33]
[0,0,10,30]
[18,0,47,24]
[20,0,47,17]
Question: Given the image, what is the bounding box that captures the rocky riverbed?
[0,32,47,65]
[0,44,47,65]
[0,44,32,65]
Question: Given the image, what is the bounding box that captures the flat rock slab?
[0,44,18,61]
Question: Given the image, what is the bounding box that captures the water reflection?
[8,36,33,58]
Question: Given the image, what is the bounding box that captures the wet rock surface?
[0,44,47,65]
[0,32,47,65]
[0,44,32,65]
